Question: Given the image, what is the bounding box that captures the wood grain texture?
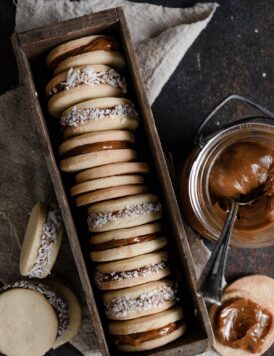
[11,7,211,355]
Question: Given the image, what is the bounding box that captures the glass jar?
[180,95,274,248]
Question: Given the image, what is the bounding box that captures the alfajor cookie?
[95,251,170,290]
[46,280,81,349]
[46,65,127,117]
[75,161,149,183]
[87,193,162,233]
[209,275,274,356]
[0,283,58,356]
[71,175,147,206]
[47,35,125,73]
[20,202,63,279]
[102,279,177,320]
[61,98,139,138]
[109,306,186,352]
[90,223,167,262]
[59,130,137,173]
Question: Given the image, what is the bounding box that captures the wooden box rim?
[11,6,213,355]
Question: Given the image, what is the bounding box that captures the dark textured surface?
[1,0,274,355]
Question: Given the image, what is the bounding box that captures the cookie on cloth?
[87,193,162,233]
[75,161,149,183]
[95,251,170,290]
[102,279,177,320]
[0,283,58,356]
[90,222,167,262]
[108,306,186,352]
[46,35,125,73]
[20,202,63,279]
[46,65,127,117]
[46,280,81,349]
[61,98,139,138]
[59,130,137,173]
[209,275,274,356]
[71,175,147,207]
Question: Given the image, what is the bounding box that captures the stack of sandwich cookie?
[0,280,81,356]
[45,35,187,352]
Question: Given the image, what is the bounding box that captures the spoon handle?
[197,200,238,304]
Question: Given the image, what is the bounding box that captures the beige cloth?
[0,1,218,355]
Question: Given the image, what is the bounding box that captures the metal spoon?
[197,186,263,305]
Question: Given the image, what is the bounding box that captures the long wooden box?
[11,7,213,355]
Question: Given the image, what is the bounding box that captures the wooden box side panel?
[11,33,109,356]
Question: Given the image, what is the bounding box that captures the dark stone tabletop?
[1,0,273,355]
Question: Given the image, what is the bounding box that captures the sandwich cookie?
[87,193,162,233]
[47,35,125,73]
[209,275,274,356]
[0,280,69,356]
[71,175,147,207]
[61,98,139,138]
[20,202,63,279]
[59,130,137,173]
[46,280,81,349]
[90,223,167,262]
[108,306,186,352]
[46,65,127,117]
[95,251,170,290]
[102,279,177,320]
[75,161,149,183]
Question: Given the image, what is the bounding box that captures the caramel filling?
[91,233,159,251]
[209,142,274,231]
[50,37,120,70]
[62,141,132,158]
[215,298,272,353]
[114,321,182,346]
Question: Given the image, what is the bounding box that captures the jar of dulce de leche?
[180,95,274,248]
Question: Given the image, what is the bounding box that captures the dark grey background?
[1,0,273,355]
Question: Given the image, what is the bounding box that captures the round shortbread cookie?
[108,306,185,351]
[71,175,144,196]
[87,193,162,232]
[75,185,147,207]
[90,223,166,262]
[95,251,170,290]
[102,279,177,320]
[46,35,122,70]
[62,98,139,138]
[20,202,63,279]
[54,51,126,75]
[75,162,149,183]
[0,288,58,356]
[46,65,125,117]
[60,148,137,173]
[46,280,81,349]
[59,130,135,157]
[209,275,274,356]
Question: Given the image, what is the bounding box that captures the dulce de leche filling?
[95,259,168,287]
[215,298,272,353]
[50,37,120,70]
[62,140,132,158]
[91,233,160,251]
[114,320,182,346]
[209,142,274,231]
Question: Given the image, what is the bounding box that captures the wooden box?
[11,7,213,355]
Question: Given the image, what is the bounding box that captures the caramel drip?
[91,233,159,251]
[215,298,272,353]
[62,141,132,158]
[50,37,120,70]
